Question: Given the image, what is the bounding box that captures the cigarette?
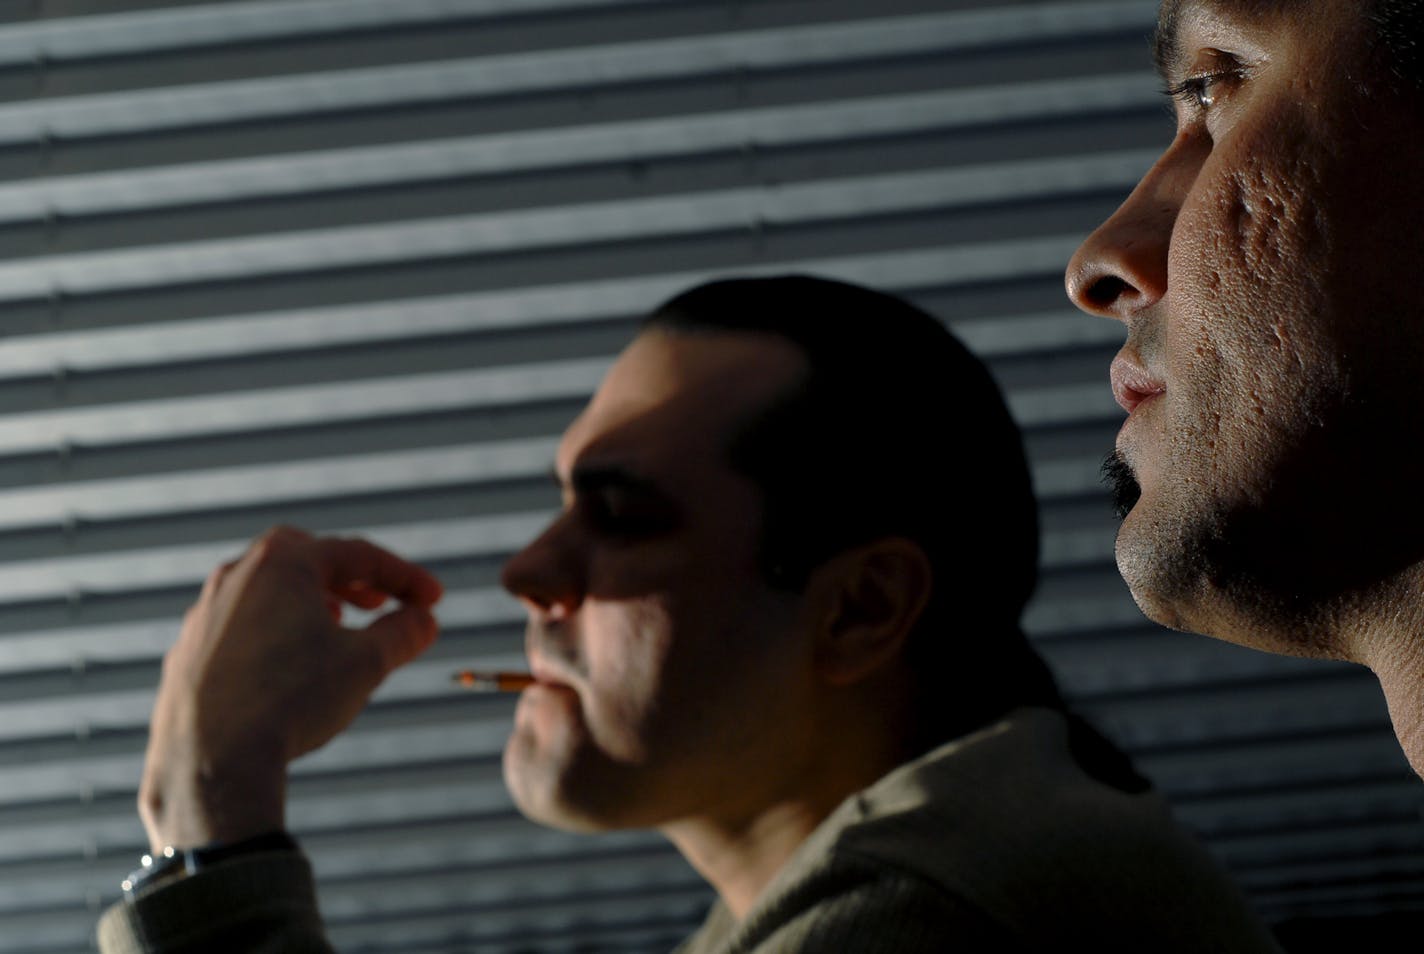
[451,670,536,692]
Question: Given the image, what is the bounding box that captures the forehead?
[1154,0,1339,76]
[555,329,806,482]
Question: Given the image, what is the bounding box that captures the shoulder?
[823,708,1282,952]
[690,710,1281,953]
[723,859,1023,954]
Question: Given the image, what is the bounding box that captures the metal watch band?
[121,829,299,901]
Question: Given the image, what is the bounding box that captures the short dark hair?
[645,275,1062,746]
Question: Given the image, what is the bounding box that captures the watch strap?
[122,830,299,901]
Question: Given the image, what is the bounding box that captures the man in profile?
[99,277,1278,951]
[1065,0,1424,778]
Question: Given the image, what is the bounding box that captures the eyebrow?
[1153,0,1300,80]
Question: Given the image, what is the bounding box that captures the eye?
[1165,76,1214,111]
[1165,73,1240,115]
[1163,54,1248,120]
[584,494,676,540]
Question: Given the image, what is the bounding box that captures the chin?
[1114,503,1196,633]
[1116,513,1350,662]
[501,739,639,834]
[514,794,612,834]
[503,765,604,834]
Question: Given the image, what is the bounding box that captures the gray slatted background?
[0,1,1416,951]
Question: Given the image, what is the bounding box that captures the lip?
[1110,352,1166,414]
[526,654,580,691]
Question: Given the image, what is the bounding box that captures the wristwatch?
[121,830,298,901]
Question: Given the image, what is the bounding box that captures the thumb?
[352,603,440,683]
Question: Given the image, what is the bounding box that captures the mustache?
[1102,451,1142,520]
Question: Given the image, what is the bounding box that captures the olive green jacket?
[99,709,1281,953]
[675,709,1282,954]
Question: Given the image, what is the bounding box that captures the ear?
[807,538,932,687]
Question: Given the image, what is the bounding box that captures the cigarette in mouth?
[451,670,536,692]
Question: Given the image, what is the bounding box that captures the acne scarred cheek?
[1180,151,1348,488]
[1222,161,1311,282]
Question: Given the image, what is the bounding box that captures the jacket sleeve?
[96,850,335,954]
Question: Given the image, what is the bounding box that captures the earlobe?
[811,538,932,687]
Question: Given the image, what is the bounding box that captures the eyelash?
[1163,71,1239,113]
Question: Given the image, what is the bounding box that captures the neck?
[1377,661,1424,779]
[1191,561,1424,782]
[1351,598,1424,779]
[662,728,909,920]
[663,797,834,920]
[1309,574,1424,780]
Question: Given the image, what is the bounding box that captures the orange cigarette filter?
[452,670,536,692]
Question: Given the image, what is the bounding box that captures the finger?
[330,581,390,611]
[314,538,443,607]
[199,557,243,601]
[351,603,440,681]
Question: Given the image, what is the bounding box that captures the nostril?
[1086,275,1129,308]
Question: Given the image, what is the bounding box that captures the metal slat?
[0,360,608,456]
[0,513,547,604]
[0,505,1122,610]
[0,776,521,866]
[0,648,517,749]
[0,819,677,912]
[1085,681,1397,753]
[1235,856,1424,895]
[0,249,1123,381]
[1206,816,1424,870]
[1009,381,1120,427]
[0,585,524,673]
[0,437,559,531]
[0,721,507,810]
[0,83,1161,228]
[0,0,649,65]
[1033,451,1119,497]
[0,6,1155,146]
[0,151,1154,302]
[1024,587,1159,635]
[0,436,1111,539]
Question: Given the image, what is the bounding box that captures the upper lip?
[526,649,580,689]
[1110,352,1165,414]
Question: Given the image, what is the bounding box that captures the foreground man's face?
[499,329,817,832]
[1065,0,1424,655]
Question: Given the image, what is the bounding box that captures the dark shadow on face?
[1102,451,1141,521]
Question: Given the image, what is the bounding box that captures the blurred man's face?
[500,329,819,832]
[1065,0,1424,655]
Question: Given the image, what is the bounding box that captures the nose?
[500,515,585,620]
[1065,135,1204,322]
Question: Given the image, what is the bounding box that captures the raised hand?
[137,526,444,852]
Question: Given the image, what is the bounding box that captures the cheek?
[1186,136,1328,331]
[580,597,676,762]
[1166,134,1344,484]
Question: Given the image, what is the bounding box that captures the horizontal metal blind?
[0,1,1415,951]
